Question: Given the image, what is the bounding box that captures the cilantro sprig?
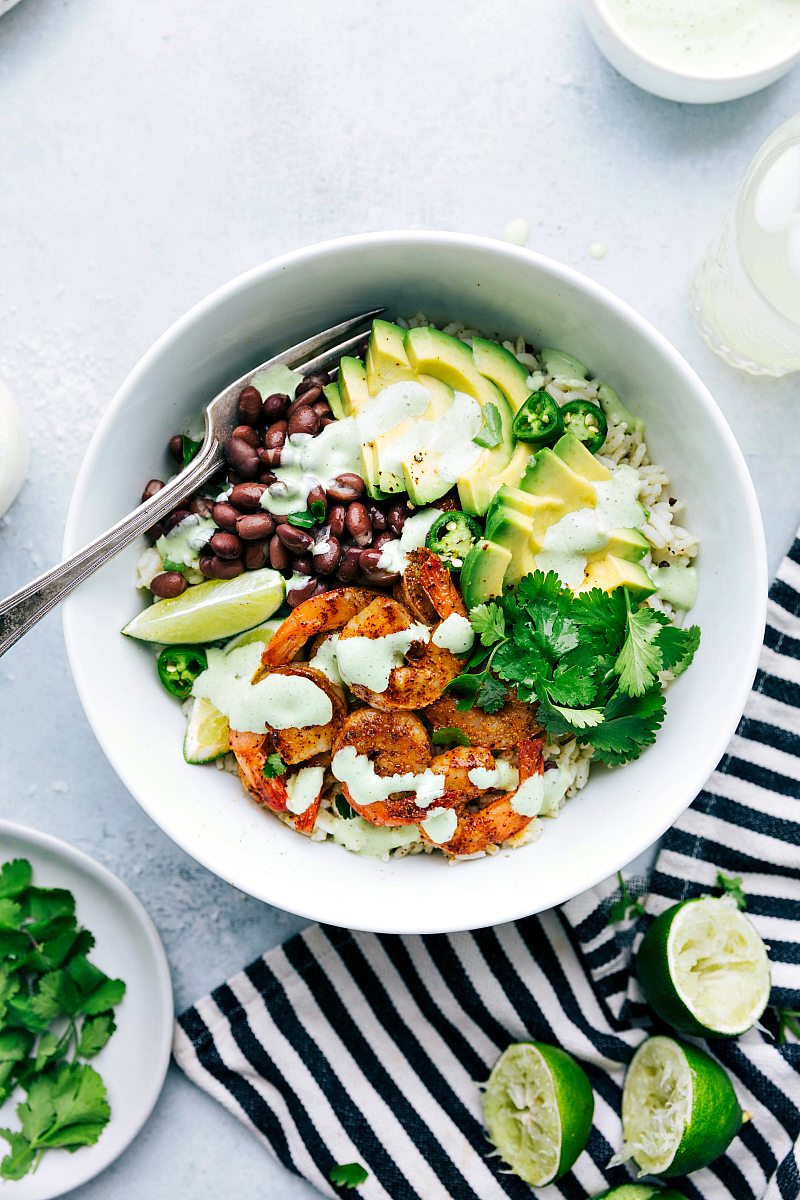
[329,1162,369,1189]
[450,571,700,766]
[262,753,286,780]
[472,402,503,449]
[0,859,126,1180]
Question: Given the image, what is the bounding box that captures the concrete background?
[1,1,799,1196]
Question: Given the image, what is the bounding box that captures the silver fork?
[0,308,383,658]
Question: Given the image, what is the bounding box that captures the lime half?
[617,1036,742,1177]
[637,895,771,1037]
[183,697,230,764]
[122,569,285,644]
[595,1186,689,1199]
[223,617,284,653]
[482,1042,594,1186]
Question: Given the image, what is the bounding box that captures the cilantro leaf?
[181,435,202,469]
[615,606,667,696]
[262,753,286,780]
[476,676,508,714]
[329,1162,369,1189]
[334,795,356,820]
[0,901,21,931]
[472,402,503,448]
[18,1062,110,1150]
[0,1129,35,1181]
[66,957,126,1016]
[431,727,471,748]
[7,972,73,1033]
[716,871,747,911]
[547,663,598,707]
[0,861,32,901]
[583,687,666,766]
[161,558,185,573]
[77,1014,116,1059]
[657,623,701,677]
[286,510,317,529]
[607,871,646,924]
[468,603,506,647]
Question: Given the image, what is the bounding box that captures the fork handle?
[0,440,224,658]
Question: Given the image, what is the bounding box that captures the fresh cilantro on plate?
[329,1161,369,1189]
[450,570,699,765]
[0,859,126,1181]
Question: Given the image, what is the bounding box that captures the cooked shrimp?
[431,737,546,856]
[254,587,375,677]
[424,692,542,751]
[265,664,346,765]
[338,594,462,711]
[331,708,448,826]
[428,745,497,799]
[229,729,324,834]
[397,548,467,624]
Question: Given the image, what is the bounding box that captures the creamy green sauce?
[432,613,474,654]
[331,746,445,810]
[467,760,519,792]
[261,421,363,516]
[511,775,545,817]
[156,515,217,569]
[357,380,429,443]
[308,634,342,685]
[335,623,430,693]
[421,807,458,844]
[324,813,421,857]
[251,363,304,402]
[377,507,440,574]
[285,766,324,814]
[192,645,332,733]
[539,766,572,817]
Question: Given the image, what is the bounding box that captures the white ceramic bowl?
[63,231,766,935]
[580,0,800,104]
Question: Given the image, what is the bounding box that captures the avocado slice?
[405,326,483,394]
[323,381,346,421]
[597,381,645,434]
[520,448,597,510]
[460,538,512,608]
[366,320,415,392]
[483,508,537,589]
[651,564,698,610]
[540,347,590,383]
[553,432,611,483]
[338,357,370,415]
[586,528,649,564]
[485,485,565,550]
[471,337,531,413]
[580,555,655,600]
[458,444,529,515]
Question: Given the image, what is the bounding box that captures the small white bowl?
[63,231,766,935]
[580,0,800,103]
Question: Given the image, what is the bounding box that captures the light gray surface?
[0,2,797,1197]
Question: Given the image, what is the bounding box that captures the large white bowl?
[63,231,767,935]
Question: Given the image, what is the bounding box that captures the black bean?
[236,512,275,541]
[345,501,371,546]
[293,554,313,575]
[229,482,267,510]
[199,555,215,579]
[190,495,214,518]
[259,448,283,468]
[264,420,287,449]
[208,556,244,579]
[312,401,332,420]
[287,406,320,437]
[262,392,289,421]
[286,577,317,607]
[373,531,396,551]
[327,473,365,503]
[238,385,262,425]
[294,378,324,400]
[387,502,408,535]
[276,524,314,553]
[150,571,187,598]
[320,416,335,429]
[269,534,291,571]
[306,483,327,516]
[367,503,388,532]
[243,540,269,570]
[224,437,259,479]
[210,531,242,560]
[312,580,331,597]
[168,435,183,462]
[300,371,330,389]
[141,479,164,503]
[327,505,346,537]
[165,508,192,530]
[358,548,400,585]
[213,502,240,531]
[259,470,278,486]
[231,424,261,449]
[335,546,362,583]
[312,535,341,575]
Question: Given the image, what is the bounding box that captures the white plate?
[0,822,172,1200]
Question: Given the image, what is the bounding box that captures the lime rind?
[638,896,771,1037]
[183,697,230,764]
[595,1187,689,1200]
[223,618,284,653]
[482,1041,593,1186]
[122,569,285,644]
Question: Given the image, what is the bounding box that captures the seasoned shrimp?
[331,708,451,826]
[431,737,546,856]
[265,664,346,765]
[254,587,375,677]
[338,594,462,711]
[396,548,467,624]
[428,745,497,799]
[424,692,542,751]
[229,729,324,834]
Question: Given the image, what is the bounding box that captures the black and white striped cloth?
[174,543,800,1200]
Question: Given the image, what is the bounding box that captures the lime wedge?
[595,1186,689,1199]
[617,1036,742,1177]
[183,697,230,764]
[637,895,771,1037]
[122,569,285,644]
[482,1042,594,1186]
[223,617,284,653]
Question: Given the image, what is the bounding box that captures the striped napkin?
[174,540,800,1200]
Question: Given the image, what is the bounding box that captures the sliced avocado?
[401,448,451,505]
[540,347,590,383]
[485,485,564,550]
[460,538,512,607]
[366,320,414,393]
[652,565,698,611]
[586,528,649,564]
[373,376,454,496]
[580,555,655,600]
[597,381,645,434]
[323,381,346,421]
[471,337,531,413]
[457,445,529,515]
[553,431,611,483]
[520,447,597,510]
[483,508,537,588]
[405,326,483,395]
[338,357,370,415]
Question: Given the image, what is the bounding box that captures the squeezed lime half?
[595,1185,689,1199]
[122,569,285,644]
[637,895,771,1037]
[183,697,230,764]
[482,1041,594,1186]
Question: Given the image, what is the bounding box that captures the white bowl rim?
[584,0,800,87]
[62,229,768,932]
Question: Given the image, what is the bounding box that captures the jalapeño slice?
[511,390,563,445]
[426,510,482,569]
[560,399,608,453]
